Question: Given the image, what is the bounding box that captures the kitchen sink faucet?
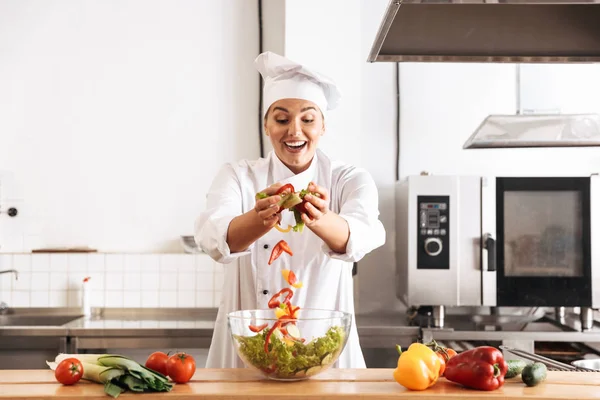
[0,269,18,280]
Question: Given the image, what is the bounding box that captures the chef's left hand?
[301,182,330,226]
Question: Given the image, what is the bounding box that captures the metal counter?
[0,308,421,352]
[2,307,600,369]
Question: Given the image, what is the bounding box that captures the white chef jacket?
[194,149,386,369]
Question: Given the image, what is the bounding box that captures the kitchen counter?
[0,368,599,399]
[3,307,600,353]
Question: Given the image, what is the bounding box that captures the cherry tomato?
[444,348,458,359]
[436,347,457,376]
[435,352,447,376]
[166,352,196,384]
[55,358,83,385]
[145,351,169,376]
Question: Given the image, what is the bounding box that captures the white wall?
[261,0,398,314]
[357,1,398,314]
[0,0,402,316]
[0,252,223,308]
[399,63,600,178]
[9,1,560,318]
[0,0,260,253]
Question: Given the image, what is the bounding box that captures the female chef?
[194,51,386,369]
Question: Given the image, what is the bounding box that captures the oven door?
[495,177,593,307]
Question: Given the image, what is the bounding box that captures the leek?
[47,353,173,398]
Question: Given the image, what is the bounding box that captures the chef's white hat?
[255,51,341,119]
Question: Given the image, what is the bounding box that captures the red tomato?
[145,351,169,376]
[435,347,458,376]
[166,352,196,384]
[55,358,83,385]
[435,352,447,376]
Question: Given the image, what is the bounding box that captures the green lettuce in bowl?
[227,309,351,381]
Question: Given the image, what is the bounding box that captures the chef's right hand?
[254,183,283,227]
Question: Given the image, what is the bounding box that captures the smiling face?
[264,98,325,174]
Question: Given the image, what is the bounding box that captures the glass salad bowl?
[227,308,351,381]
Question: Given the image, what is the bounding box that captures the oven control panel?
[417,195,449,269]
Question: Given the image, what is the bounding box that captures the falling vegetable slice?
[249,323,268,333]
[264,321,282,353]
[285,324,300,339]
[281,269,303,288]
[275,306,288,319]
[274,224,292,233]
[268,240,293,265]
[268,288,293,309]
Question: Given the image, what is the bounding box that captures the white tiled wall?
[0,253,223,308]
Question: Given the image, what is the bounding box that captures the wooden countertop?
[1,368,599,399]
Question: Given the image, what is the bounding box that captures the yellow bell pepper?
[274,307,288,319]
[274,224,292,233]
[281,269,303,288]
[393,343,441,391]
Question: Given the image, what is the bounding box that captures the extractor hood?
[368,0,600,63]
[462,113,600,148]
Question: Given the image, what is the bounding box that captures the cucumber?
[278,193,302,209]
[505,359,529,379]
[521,362,547,387]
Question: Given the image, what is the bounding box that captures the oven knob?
[424,238,443,256]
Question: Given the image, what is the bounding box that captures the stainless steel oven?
[396,174,600,330]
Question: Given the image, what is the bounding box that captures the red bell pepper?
[268,240,293,265]
[293,189,321,215]
[264,320,282,353]
[275,183,295,195]
[286,270,298,286]
[444,346,508,391]
[281,269,303,288]
[248,323,268,333]
[279,305,300,326]
[267,288,293,309]
[294,201,309,215]
[262,364,276,374]
[290,306,300,317]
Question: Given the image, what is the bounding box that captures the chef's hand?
[301,182,330,227]
[254,183,283,227]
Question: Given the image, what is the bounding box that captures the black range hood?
[368,0,600,64]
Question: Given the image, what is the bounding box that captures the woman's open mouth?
[284,141,307,153]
